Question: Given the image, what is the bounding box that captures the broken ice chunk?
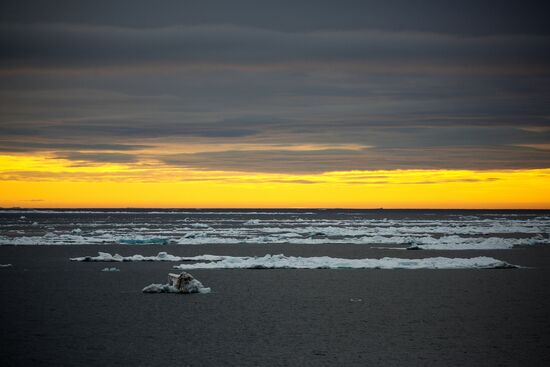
[142,272,211,294]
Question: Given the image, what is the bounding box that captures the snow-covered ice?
[70,252,518,269]
[2,211,548,249]
[142,272,211,294]
[404,235,550,250]
[142,284,181,293]
[71,251,185,262]
[172,254,518,270]
[71,251,229,262]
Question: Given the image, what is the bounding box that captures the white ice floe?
[172,254,518,270]
[71,251,183,262]
[406,235,550,250]
[0,264,12,268]
[4,231,549,248]
[70,251,227,262]
[142,272,211,294]
[244,219,261,225]
[142,284,181,293]
[101,267,120,272]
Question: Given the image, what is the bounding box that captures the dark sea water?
[2,210,550,365]
[1,209,549,250]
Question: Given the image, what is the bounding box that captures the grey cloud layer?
[1,3,549,174]
[161,146,550,174]
[2,0,549,35]
[1,24,549,72]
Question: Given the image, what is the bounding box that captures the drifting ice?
[172,254,518,270]
[70,252,518,269]
[101,267,120,272]
[71,252,190,262]
[142,272,211,294]
[71,252,226,262]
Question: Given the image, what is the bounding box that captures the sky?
[1,0,549,208]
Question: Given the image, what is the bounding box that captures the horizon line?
[1,207,549,211]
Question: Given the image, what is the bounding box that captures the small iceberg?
[0,264,12,268]
[101,267,120,272]
[142,272,211,294]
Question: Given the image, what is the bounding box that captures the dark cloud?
[1,0,549,35]
[160,146,550,173]
[0,119,259,141]
[53,152,139,164]
[0,141,151,152]
[1,24,549,73]
[0,1,549,174]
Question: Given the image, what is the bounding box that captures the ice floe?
[405,235,550,250]
[142,272,211,294]
[2,211,548,249]
[172,254,518,270]
[101,267,120,272]
[71,251,184,262]
[71,252,228,262]
[4,231,549,248]
[0,264,12,268]
[244,219,261,225]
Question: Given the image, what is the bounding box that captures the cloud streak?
[1,24,549,75]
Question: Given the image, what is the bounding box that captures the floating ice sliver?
[172,254,518,270]
[72,251,183,262]
[101,267,120,272]
[70,251,518,269]
[70,252,225,262]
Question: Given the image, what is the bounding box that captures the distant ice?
[406,235,550,250]
[70,252,228,262]
[0,209,314,215]
[172,254,518,270]
[244,219,261,225]
[0,264,12,268]
[71,251,184,262]
[2,212,548,249]
[190,223,210,228]
[101,267,120,272]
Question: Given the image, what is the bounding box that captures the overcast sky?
[1,0,549,173]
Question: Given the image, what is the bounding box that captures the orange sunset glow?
[1,2,549,209]
[1,154,549,208]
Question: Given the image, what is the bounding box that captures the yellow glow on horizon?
[1,154,549,208]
